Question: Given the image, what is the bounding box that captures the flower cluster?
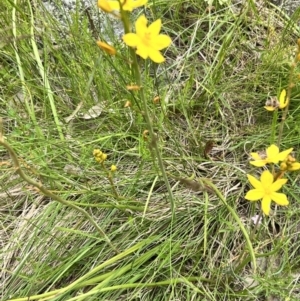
[246,144,300,215]
[280,154,300,171]
[93,149,118,172]
[97,0,171,63]
[93,149,108,163]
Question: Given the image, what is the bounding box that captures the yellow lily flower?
[250,144,293,167]
[123,15,172,63]
[245,170,288,216]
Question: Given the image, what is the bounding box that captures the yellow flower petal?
[136,44,149,59]
[261,196,272,215]
[250,152,262,160]
[270,192,289,206]
[279,89,289,109]
[105,0,148,11]
[277,147,293,161]
[148,49,165,63]
[247,174,263,189]
[135,15,148,36]
[123,33,140,47]
[270,178,288,191]
[98,0,114,12]
[109,1,121,10]
[249,151,267,166]
[245,189,264,201]
[279,89,286,102]
[123,0,148,11]
[266,144,279,159]
[148,19,162,36]
[260,170,274,186]
[153,35,172,50]
[249,160,267,167]
[264,106,276,111]
[290,162,300,171]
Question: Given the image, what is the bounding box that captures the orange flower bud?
[142,130,149,141]
[124,100,131,108]
[153,96,160,103]
[289,83,295,88]
[96,41,116,55]
[101,153,108,161]
[126,85,140,91]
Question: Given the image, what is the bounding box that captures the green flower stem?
[133,57,175,218]
[277,48,299,145]
[249,211,262,241]
[120,12,175,218]
[101,162,120,200]
[201,178,257,272]
[0,130,118,254]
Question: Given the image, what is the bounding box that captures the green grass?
[1,0,300,300]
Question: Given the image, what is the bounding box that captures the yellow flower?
[264,89,289,111]
[96,41,116,55]
[250,144,293,167]
[123,15,172,63]
[245,170,288,216]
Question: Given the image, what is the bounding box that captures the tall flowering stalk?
[97,0,175,216]
[277,41,300,144]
